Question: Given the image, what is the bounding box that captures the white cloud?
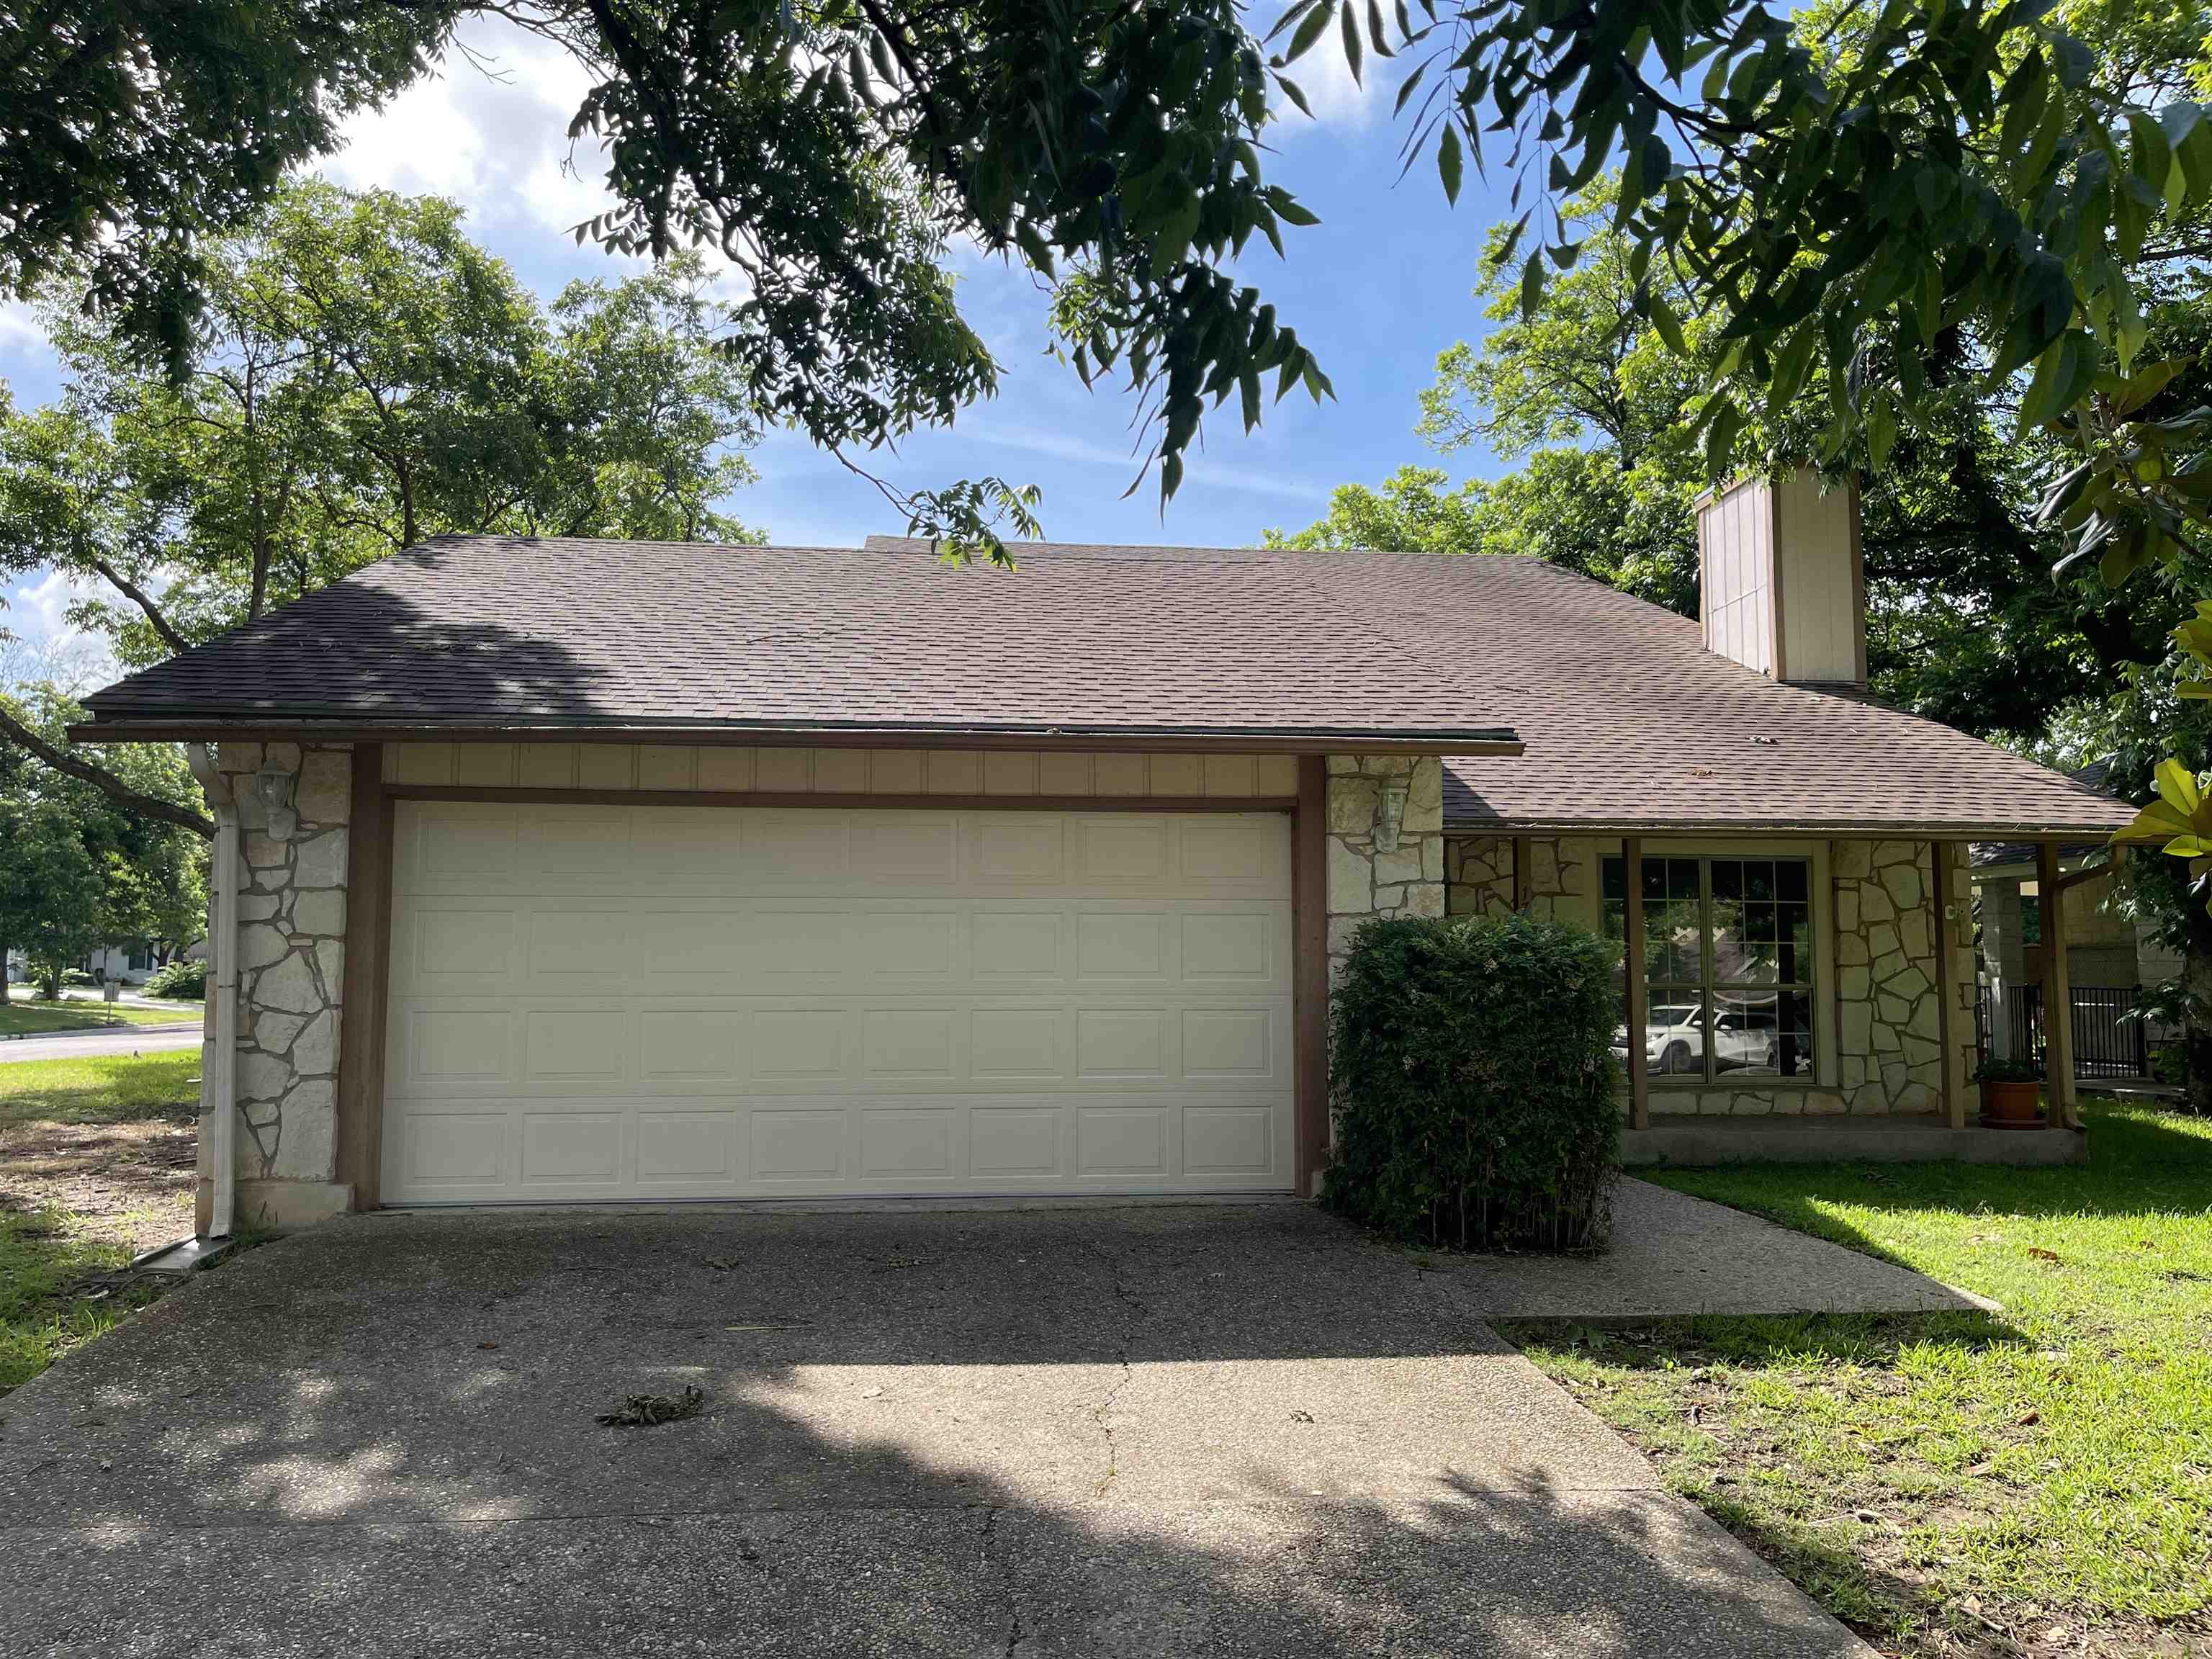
[963,421,1331,504]
[1,569,115,690]
[1269,37,1389,129]
[322,19,621,237]
[0,300,40,350]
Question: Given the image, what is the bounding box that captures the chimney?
[1694,467,1866,688]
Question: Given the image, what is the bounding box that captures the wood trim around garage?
[334,743,394,1208]
[382,787,1300,813]
[338,775,1320,1210]
[1293,756,1328,1198]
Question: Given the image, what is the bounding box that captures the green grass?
[0,1051,202,1127]
[0,992,202,1037]
[0,1051,202,1393]
[1504,1100,2212,1658]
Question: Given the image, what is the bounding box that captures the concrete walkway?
[0,1202,1895,1657]
[1427,1177,1994,1319]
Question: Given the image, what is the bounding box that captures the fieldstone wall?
[210,741,353,1228]
[1437,832,1969,1120]
[1444,835,1596,926]
[1323,756,1446,979]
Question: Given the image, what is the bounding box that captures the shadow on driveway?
[0,1203,1874,1657]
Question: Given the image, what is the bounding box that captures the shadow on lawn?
[1649,1102,2212,1272]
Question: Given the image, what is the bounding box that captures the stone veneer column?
[214,740,354,1228]
[1323,757,1446,979]
[1833,838,1942,1114]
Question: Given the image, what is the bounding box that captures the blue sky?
[0,20,1522,668]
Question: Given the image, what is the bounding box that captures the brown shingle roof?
[76,534,2129,837]
[75,534,1515,747]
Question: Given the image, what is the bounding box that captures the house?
[71,470,2134,1235]
[6,943,163,986]
[1970,762,2181,1080]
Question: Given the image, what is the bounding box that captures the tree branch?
[0,706,215,837]
[84,556,191,655]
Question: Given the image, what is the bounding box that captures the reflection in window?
[1601,855,1817,1082]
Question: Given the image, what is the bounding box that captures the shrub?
[1323,910,1622,1251]
[143,958,208,1000]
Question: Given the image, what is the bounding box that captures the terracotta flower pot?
[1979,1078,2044,1128]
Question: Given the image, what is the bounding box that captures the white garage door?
[380,801,1295,1202]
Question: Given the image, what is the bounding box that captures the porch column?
[1930,842,1974,1129]
[1623,836,1650,1129]
[2038,840,2080,1130]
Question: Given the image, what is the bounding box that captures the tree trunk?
[39,962,61,1000]
[0,938,9,1002]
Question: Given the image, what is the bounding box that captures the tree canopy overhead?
[0,179,766,831]
[10,0,2209,563]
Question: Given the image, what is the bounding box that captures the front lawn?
[0,1051,202,1393]
[1504,1100,2212,1658]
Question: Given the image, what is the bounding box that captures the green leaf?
[1437,122,1463,204]
[1284,1,1335,65]
[1341,0,1363,84]
[1645,292,1686,355]
[2017,331,2095,435]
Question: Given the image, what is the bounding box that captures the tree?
[13,1,2212,889]
[0,687,204,1001]
[6,1,2204,564]
[1275,172,2193,743]
[0,180,766,825]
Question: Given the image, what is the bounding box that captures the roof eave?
[68,714,1524,758]
[1441,815,2133,840]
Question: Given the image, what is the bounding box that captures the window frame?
[1602,839,1835,1091]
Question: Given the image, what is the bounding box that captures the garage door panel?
[527,907,637,984]
[1079,1106,1172,1177]
[524,809,634,882]
[396,1007,513,1087]
[521,1009,631,1084]
[971,911,1064,980]
[853,814,960,881]
[742,811,850,884]
[966,815,1066,884]
[1183,1105,1274,1177]
[852,910,960,979]
[1179,817,1291,887]
[402,904,519,989]
[635,1110,737,1182]
[638,1010,745,1081]
[519,1111,624,1184]
[1069,816,1172,884]
[1074,911,1169,981]
[384,804,1293,1202]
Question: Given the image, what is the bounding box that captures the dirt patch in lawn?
[0,1111,197,1256]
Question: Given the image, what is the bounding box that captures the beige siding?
[1698,477,1776,677]
[1774,469,1862,683]
[384,745,1300,799]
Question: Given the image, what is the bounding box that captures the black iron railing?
[1974,983,2164,1079]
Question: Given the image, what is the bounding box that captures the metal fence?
[1974,983,2166,1080]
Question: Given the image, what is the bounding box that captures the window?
[1601,855,1817,1082]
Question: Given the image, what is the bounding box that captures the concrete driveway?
[0,1202,1874,1658]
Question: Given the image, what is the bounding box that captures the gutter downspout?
[186,745,238,1240]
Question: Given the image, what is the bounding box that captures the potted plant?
[1976,1056,2045,1127]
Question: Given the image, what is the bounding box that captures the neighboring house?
[71,469,2132,1235]
[6,943,161,986]
[1970,765,2183,1076]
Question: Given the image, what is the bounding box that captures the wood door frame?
[335,776,1320,1209]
